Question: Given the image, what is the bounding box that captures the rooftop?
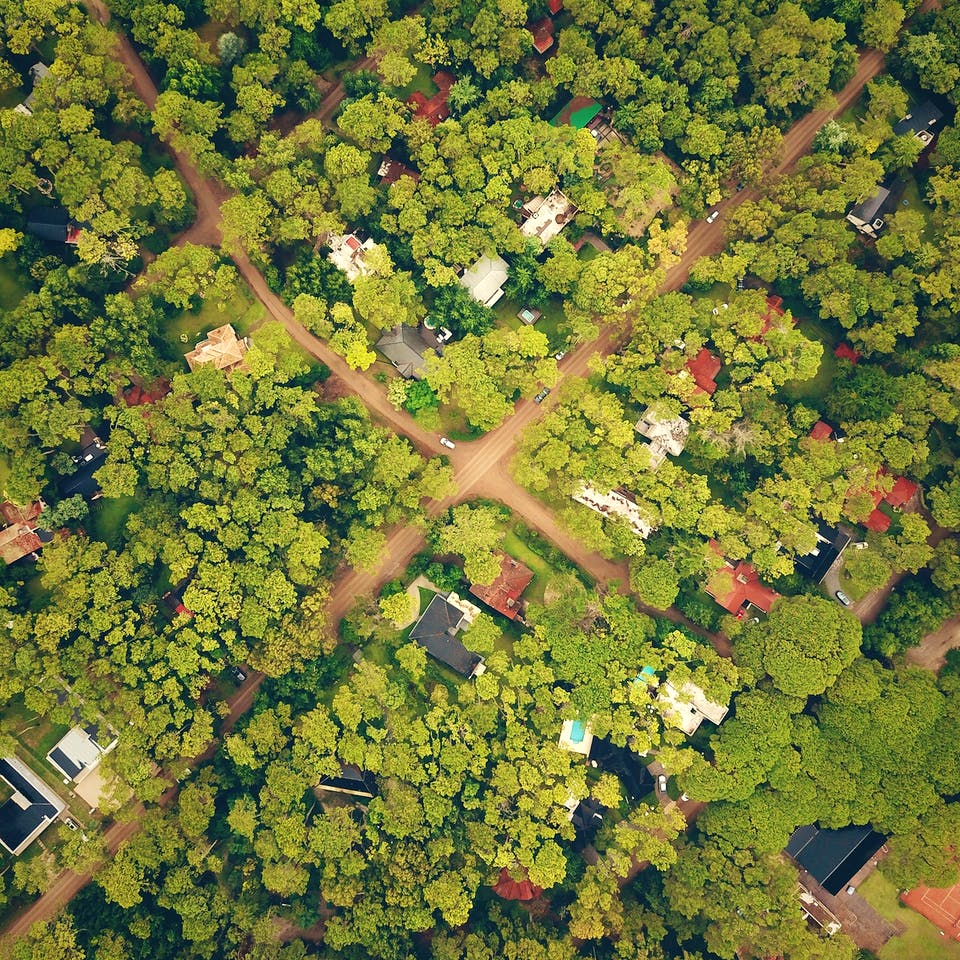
[893,100,944,143]
[184,324,249,373]
[47,724,116,784]
[409,592,485,678]
[786,824,886,896]
[520,189,578,246]
[0,756,65,856]
[407,72,454,126]
[529,17,555,53]
[375,324,431,380]
[834,343,861,365]
[327,233,377,281]
[658,680,729,736]
[794,520,853,584]
[317,763,378,800]
[460,254,509,308]
[705,541,779,615]
[0,522,46,565]
[468,552,533,620]
[685,348,721,395]
[635,406,690,469]
[588,736,653,801]
[493,865,543,902]
[377,157,420,185]
[572,485,655,539]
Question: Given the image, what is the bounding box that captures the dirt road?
[907,614,960,671]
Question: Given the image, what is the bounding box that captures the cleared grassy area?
[161,288,265,360]
[0,255,28,309]
[781,317,840,402]
[493,294,567,350]
[392,63,435,101]
[859,871,960,960]
[89,494,140,549]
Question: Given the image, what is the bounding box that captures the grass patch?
[417,586,434,614]
[391,63,436,101]
[501,527,566,605]
[859,871,960,960]
[160,288,265,360]
[493,295,567,350]
[0,255,28,309]
[781,318,840,402]
[88,495,140,549]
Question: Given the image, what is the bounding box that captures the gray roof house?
[0,756,66,856]
[893,100,944,145]
[376,324,432,379]
[409,592,485,677]
[846,179,904,240]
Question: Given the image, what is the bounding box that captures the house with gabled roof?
[794,519,852,585]
[635,406,689,469]
[572,485,656,539]
[705,541,779,616]
[327,232,377,281]
[460,254,509,307]
[47,724,117,786]
[14,62,52,117]
[376,324,432,380]
[493,865,543,902]
[26,206,82,245]
[409,592,485,678]
[377,157,419,185]
[185,324,249,373]
[59,427,108,501]
[0,756,65,856]
[893,100,944,146]
[786,824,886,896]
[658,680,729,736]
[407,71,454,126]
[318,763,378,800]
[520,189,577,246]
[468,552,533,620]
[529,17,555,54]
[684,347,721,396]
[847,182,903,240]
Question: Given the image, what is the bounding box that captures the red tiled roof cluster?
[469,552,534,620]
[0,500,42,525]
[408,72,455,125]
[123,378,171,408]
[378,158,420,185]
[687,348,721,395]
[852,469,919,532]
[705,541,779,615]
[834,343,861,364]
[493,866,543,902]
[529,17,555,53]
[753,294,792,340]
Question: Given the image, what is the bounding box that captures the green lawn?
[0,255,28,309]
[493,295,568,351]
[781,317,840,402]
[161,288,265,360]
[391,63,436,101]
[89,494,140,549]
[859,871,960,960]
[501,526,571,605]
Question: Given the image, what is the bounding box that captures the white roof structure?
[558,719,594,756]
[460,254,509,307]
[520,189,578,246]
[327,233,377,282]
[658,680,728,736]
[47,725,117,784]
[572,485,655,539]
[635,407,690,470]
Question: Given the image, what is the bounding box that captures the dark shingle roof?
[0,758,63,855]
[794,520,852,584]
[893,100,944,138]
[786,824,886,895]
[409,594,482,677]
[588,737,653,801]
[376,324,431,379]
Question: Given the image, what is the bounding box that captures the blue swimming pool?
[569,720,586,743]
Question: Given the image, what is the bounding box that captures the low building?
[460,254,509,307]
[493,865,543,902]
[59,427,108,501]
[658,680,729,736]
[409,592,485,678]
[376,324,432,380]
[684,347,721,396]
[377,157,419,185]
[635,406,689,470]
[47,725,117,785]
[0,500,50,565]
[326,233,377,282]
[893,100,944,146]
[846,184,899,240]
[0,756,66,856]
[558,718,594,756]
[468,552,533,620]
[562,794,605,842]
[851,470,919,533]
[794,520,852,584]
[407,71,455,126]
[520,189,578,246]
[184,324,249,373]
[572,485,655,539]
[14,62,51,116]
[317,763,378,800]
[799,887,843,936]
[585,112,626,147]
[704,541,779,616]
[588,736,653,801]
[529,17,555,53]
[785,824,886,896]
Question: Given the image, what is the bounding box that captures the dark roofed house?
[318,763,378,800]
[59,428,108,500]
[794,519,852,585]
[786,824,886,896]
[0,756,66,856]
[566,796,605,841]
[409,592,485,678]
[469,552,533,620]
[588,736,653,801]
[26,206,81,245]
[846,179,905,240]
[378,157,420,185]
[376,324,432,380]
[893,100,944,145]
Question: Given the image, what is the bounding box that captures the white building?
[327,233,377,282]
[460,254,509,307]
[658,681,728,736]
[572,485,655,539]
[520,190,578,246]
[635,406,690,470]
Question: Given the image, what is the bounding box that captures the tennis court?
[902,883,960,941]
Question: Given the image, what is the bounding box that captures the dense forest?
[2,0,960,958]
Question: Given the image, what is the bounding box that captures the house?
[407,71,454,126]
[785,824,886,896]
[851,470,919,533]
[377,157,419,185]
[59,427,108,500]
[704,541,779,616]
[893,100,944,146]
[409,592,486,678]
[548,0,563,13]
[635,406,689,469]
[493,865,543,902]
[550,95,602,129]
[460,254,509,307]
[901,879,960,943]
[563,794,605,841]
[468,551,533,620]
[122,378,171,407]
[0,500,50,565]
[572,485,655,539]
[754,294,795,340]
[798,887,843,936]
[520,189,578,246]
[26,206,82,245]
[47,724,117,786]
[684,348,721,395]
[376,324,432,380]
[0,756,66,856]
[162,589,194,618]
[585,112,626,147]
[14,62,51,116]
[529,17,555,54]
[846,184,900,239]
[326,232,377,281]
[317,763,378,800]
[588,736,654,801]
[809,420,835,441]
[794,520,852,585]
[658,680,729,736]
[558,718,594,756]
[184,324,249,373]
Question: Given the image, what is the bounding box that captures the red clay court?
[901,883,960,941]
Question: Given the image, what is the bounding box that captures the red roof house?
[753,294,793,340]
[809,420,834,441]
[529,17,555,53]
[548,0,563,12]
[0,500,43,526]
[885,475,918,508]
[469,552,534,620]
[834,343,861,365]
[123,378,171,408]
[407,72,455,126]
[377,158,420,186]
[850,470,918,532]
[686,348,721,395]
[705,541,779,615]
[493,866,543,902]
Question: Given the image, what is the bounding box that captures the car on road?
[835,590,852,606]
[439,437,456,449]
[706,210,719,223]
[554,350,566,361]
[657,774,667,792]
[534,388,551,404]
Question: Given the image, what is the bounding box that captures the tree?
[379,591,416,627]
[630,557,681,609]
[735,596,861,698]
[432,504,505,585]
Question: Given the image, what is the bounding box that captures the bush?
[675,583,724,632]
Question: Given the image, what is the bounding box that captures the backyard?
[0,255,27,310]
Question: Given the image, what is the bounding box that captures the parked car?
[534,388,551,404]
[232,666,247,683]
[554,350,567,361]
[706,210,719,223]
[439,437,456,449]
[680,793,689,802]
[657,774,667,792]
[835,590,852,606]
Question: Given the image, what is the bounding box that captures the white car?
[439,437,456,450]
[706,210,719,224]
[657,774,667,792]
